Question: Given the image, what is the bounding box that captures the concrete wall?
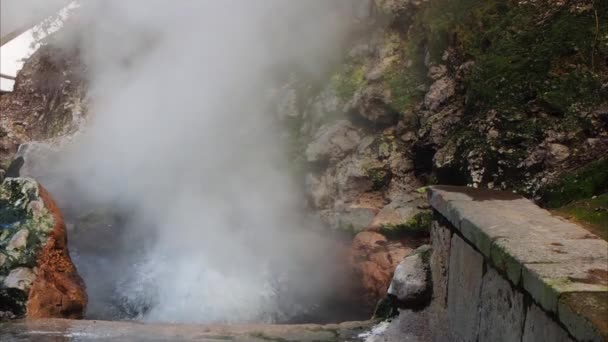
[427,186,608,342]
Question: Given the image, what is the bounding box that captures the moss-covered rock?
[0,178,86,319]
[379,211,432,239]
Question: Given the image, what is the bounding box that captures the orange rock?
[348,231,413,308]
[26,184,87,319]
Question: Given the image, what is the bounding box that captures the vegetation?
[366,167,391,190]
[379,211,433,239]
[541,159,608,208]
[553,193,608,241]
[384,31,428,113]
[372,296,398,320]
[330,59,366,101]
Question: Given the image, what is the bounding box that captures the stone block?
[430,220,451,308]
[558,292,608,342]
[447,234,483,342]
[522,260,608,313]
[478,268,525,342]
[428,185,608,340]
[522,303,574,342]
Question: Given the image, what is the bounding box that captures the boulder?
[387,244,432,307]
[4,268,36,292]
[546,143,570,165]
[348,231,412,308]
[424,77,455,111]
[346,84,399,126]
[305,120,361,163]
[0,177,86,319]
[369,201,419,229]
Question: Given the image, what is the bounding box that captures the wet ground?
[0,318,375,341]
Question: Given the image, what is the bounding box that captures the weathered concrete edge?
[427,186,608,342]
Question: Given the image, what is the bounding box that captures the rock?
[546,143,570,165]
[375,0,409,20]
[400,131,416,142]
[0,177,87,319]
[424,76,455,111]
[274,83,298,120]
[387,244,432,307]
[433,139,458,170]
[5,156,24,178]
[376,0,428,20]
[349,231,412,308]
[346,84,399,126]
[318,205,378,232]
[369,201,419,229]
[428,65,447,80]
[418,104,463,147]
[306,173,332,209]
[4,268,36,292]
[305,120,361,163]
[7,229,29,252]
[0,44,86,168]
[302,85,343,137]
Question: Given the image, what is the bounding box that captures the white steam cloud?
[9,0,368,323]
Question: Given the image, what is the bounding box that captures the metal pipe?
[0,72,16,80]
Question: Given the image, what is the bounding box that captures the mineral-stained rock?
[387,244,432,307]
[0,177,86,319]
[348,231,412,308]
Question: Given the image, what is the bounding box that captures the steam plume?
[9,0,364,323]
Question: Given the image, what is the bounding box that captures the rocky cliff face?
[276,0,607,234]
[274,0,608,308]
[0,44,86,171]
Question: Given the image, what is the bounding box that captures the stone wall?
[428,186,608,342]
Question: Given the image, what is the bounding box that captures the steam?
[13,1,366,323]
[1,0,70,36]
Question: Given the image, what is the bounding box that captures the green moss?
[383,30,428,113]
[409,1,607,186]
[372,296,398,320]
[553,193,608,241]
[542,159,608,208]
[366,168,390,190]
[379,211,433,239]
[463,2,608,115]
[330,59,366,101]
[385,62,427,112]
